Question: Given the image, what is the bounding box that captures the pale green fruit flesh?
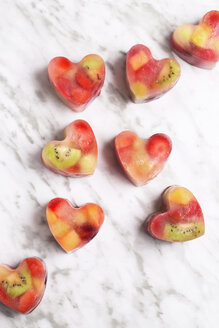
[156,59,180,88]
[81,55,103,81]
[1,266,32,298]
[43,144,81,170]
[164,222,204,241]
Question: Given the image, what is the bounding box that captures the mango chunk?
[191,24,212,47]
[167,187,194,205]
[79,154,97,174]
[129,51,149,71]
[50,220,70,238]
[130,81,147,99]
[61,231,81,252]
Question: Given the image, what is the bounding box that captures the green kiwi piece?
[43,144,81,170]
[1,267,32,298]
[155,59,180,88]
[81,55,103,81]
[164,222,204,242]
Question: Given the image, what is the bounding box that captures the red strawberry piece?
[146,133,172,161]
[0,258,47,314]
[46,198,104,253]
[126,44,180,103]
[171,10,219,69]
[48,54,105,112]
[115,131,172,186]
[146,186,205,242]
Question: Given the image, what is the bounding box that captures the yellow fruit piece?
[47,209,58,224]
[7,272,21,284]
[210,36,219,54]
[79,154,96,174]
[33,278,44,293]
[133,137,144,150]
[129,51,149,71]
[174,24,194,43]
[61,230,81,252]
[87,205,99,225]
[130,81,147,100]
[81,55,103,70]
[131,150,150,174]
[50,220,70,238]
[191,24,212,47]
[74,210,87,225]
[0,267,10,281]
[167,187,194,205]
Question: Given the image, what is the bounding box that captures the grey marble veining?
[0,0,219,327]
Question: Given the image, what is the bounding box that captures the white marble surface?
[0,0,219,327]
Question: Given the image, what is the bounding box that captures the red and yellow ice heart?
[146,186,205,242]
[48,54,105,112]
[42,120,97,177]
[126,44,180,103]
[115,131,172,186]
[0,257,47,314]
[171,10,219,69]
[46,198,104,253]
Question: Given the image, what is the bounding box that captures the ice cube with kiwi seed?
[42,143,81,170]
[1,267,32,298]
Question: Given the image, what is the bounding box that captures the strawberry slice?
[115,131,172,186]
[18,289,36,314]
[202,10,219,33]
[75,69,94,89]
[72,120,96,153]
[0,288,11,307]
[147,133,172,161]
[70,86,92,105]
[48,55,105,112]
[26,258,46,279]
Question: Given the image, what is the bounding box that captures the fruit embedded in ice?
[46,198,104,253]
[115,131,172,186]
[42,120,98,177]
[171,10,219,69]
[146,186,205,242]
[126,44,180,103]
[48,54,105,112]
[0,258,47,314]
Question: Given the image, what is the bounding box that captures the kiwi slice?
[1,266,32,298]
[164,222,204,242]
[43,144,81,170]
[155,59,180,88]
[81,55,103,81]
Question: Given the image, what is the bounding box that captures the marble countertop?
[0,1,219,327]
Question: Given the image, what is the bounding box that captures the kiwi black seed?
[156,61,180,87]
[169,223,202,239]
[1,269,31,298]
[44,144,82,170]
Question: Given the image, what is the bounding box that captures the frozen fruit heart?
[146,186,205,242]
[46,198,104,253]
[42,120,97,177]
[126,44,180,103]
[0,257,47,314]
[115,131,172,186]
[171,10,219,69]
[48,54,105,112]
